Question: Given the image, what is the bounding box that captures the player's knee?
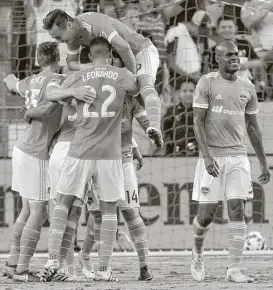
[29,202,48,225]
[197,205,217,227]
[56,192,75,209]
[69,205,82,221]
[92,210,102,224]
[18,207,30,222]
[137,74,154,88]
[100,201,117,215]
[227,199,244,221]
[122,208,139,221]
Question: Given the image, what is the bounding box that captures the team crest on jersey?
[193,89,199,102]
[239,91,248,103]
[201,186,210,195]
[99,31,107,38]
[137,63,141,71]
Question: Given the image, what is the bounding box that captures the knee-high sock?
[8,218,26,266]
[82,215,96,259]
[99,214,117,269]
[228,221,246,269]
[48,205,69,259]
[127,216,149,269]
[192,216,210,254]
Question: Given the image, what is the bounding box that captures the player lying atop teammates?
[42,9,163,147]
[2,42,94,282]
[191,40,270,283]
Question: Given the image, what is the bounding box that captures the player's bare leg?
[137,75,163,148]
[95,201,118,282]
[43,193,76,281]
[191,203,218,282]
[13,200,48,282]
[122,208,152,281]
[225,199,254,283]
[2,198,30,278]
[79,211,101,279]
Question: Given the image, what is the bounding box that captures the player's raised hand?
[204,155,220,178]
[258,165,271,185]
[147,127,164,148]
[132,146,143,171]
[71,87,96,103]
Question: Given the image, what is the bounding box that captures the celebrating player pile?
[42,8,163,146]
[191,40,271,283]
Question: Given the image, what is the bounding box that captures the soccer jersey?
[121,96,146,162]
[62,64,136,160]
[15,72,64,160]
[68,12,152,56]
[193,71,259,157]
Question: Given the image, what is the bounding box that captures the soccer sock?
[16,227,40,273]
[192,216,210,254]
[7,218,26,266]
[228,221,246,269]
[140,87,161,131]
[48,205,69,259]
[99,214,117,269]
[82,215,95,259]
[59,220,76,268]
[94,221,101,255]
[126,216,149,269]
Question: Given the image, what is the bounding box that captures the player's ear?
[88,53,93,63]
[215,55,220,64]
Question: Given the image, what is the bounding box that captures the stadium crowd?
[1,0,273,157]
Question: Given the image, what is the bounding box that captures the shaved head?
[215,40,238,57]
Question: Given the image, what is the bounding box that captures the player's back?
[16,71,63,159]
[66,65,132,160]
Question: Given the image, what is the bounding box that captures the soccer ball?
[244,231,266,251]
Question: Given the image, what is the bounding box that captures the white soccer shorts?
[192,156,253,203]
[136,44,159,81]
[88,161,140,212]
[56,156,125,202]
[12,146,49,201]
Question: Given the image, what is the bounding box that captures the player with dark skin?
[191,40,270,283]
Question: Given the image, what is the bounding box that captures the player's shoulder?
[203,71,220,79]
[237,75,255,89]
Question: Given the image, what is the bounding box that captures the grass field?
[0,253,273,290]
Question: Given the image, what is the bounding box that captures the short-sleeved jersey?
[62,64,136,160]
[68,12,152,56]
[15,72,64,160]
[121,95,146,161]
[193,71,259,157]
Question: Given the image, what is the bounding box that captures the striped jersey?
[193,71,259,157]
[15,71,64,160]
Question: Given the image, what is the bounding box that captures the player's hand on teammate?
[147,127,164,148]
[258,165,271,185]
[3,74,19,93]
[71,87,96,103]
[132,147,143,171]
[204,155,220,177]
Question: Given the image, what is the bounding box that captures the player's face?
[217,20,236,40]
[219,45,240,73]
[48,23,77,45]
[179,82,195,106]
[113,57,123,68]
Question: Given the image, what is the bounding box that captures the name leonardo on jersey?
[82,69,119,82]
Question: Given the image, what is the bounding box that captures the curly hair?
[43,9,73,30]
[37,42,60,67]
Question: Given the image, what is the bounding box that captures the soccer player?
[78,55,152,281]
[190,40,271,283]
[42,9,163,146]
[42,36,152,282]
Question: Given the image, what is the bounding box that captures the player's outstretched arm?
[245,113,271,184]
[25,102,61,120]
[3,74,19,93]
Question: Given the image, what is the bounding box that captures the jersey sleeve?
[60,73,77,89]
[16,76,33,97]
[192,76,210,109]
[245,85,259,115]
[46,74,66,89]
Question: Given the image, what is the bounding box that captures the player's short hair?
[43,9,73,30]
[89,37,112,59]
[37,42,60,67]
[217,16,236,27]
[180,76,197,88]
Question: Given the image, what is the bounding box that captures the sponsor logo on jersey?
[211,106,244,116]
[201,186,210,195]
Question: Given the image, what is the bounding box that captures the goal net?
[0,0,272,252]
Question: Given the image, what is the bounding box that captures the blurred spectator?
[162,77,197,156]
[241,0,273,57]
[208,16,258,80]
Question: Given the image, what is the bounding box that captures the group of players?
[1,8,272,285]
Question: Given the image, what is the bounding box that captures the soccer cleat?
[95,267,118,282]
[225,268,254,283]
[138,266,153,281]
[41,258,60,282]
[13,270,40,282]
[2,262,16,278]
[147,127,163,148]
[51,268,76,282]
[191,249,205,281]
[78,252,95,280]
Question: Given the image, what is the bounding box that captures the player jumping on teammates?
[42,9,163,147]
[78,54,152,281]
[190,40,271,283]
